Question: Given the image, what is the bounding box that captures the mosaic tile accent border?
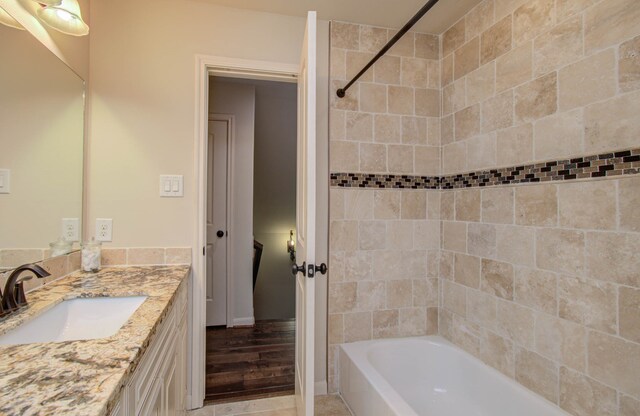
[331,148,640,189]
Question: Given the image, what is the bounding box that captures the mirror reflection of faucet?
[0,264,50,318]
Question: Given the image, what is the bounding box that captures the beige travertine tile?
[315,394,353,416]
[330,141,359,172]
[331,22,360,50]
[329,252,345,282]
[414,145,440,175]
[442,53,454,87]
[454,37,480,80]
[401,191,427,219]
[515,347,559,403]
[443,142,466,175]
[454,104,481,140]
[443,19,466,57]
[533,15,583,77]
[515,183,558,226]
[374,114,401,143]
[558,49,616,112]
[401,58,427,89]
[399,307,428,336]
[496,225,535,267]
[443,221,467,252]
[494,0,528,20]
[480,15,512,65]
[449,313,482,355]
[387,145,414,174]
[330,189,345,220]
[466,62,496,106]
[0,249,44,269]
[41,255,68,281]
[386,221,414,251]
[467,289,497,329]
[455,253,481,289]
[515,72,557,123]
[481,258,514,300]
[619,286,640,343]
[466,1,495,40]
[535,313,586,371]
[101,248,127,266]
[356,281,385,311]
[496,41,533,93]
[372,250,403,281]
[345,112,373,141]
[415,88,440,117]
[360,26,388,54]
[534,109,584,161]
[386,279,413,308]
[165,248,191,265]
[374,190,400,219]
[128,248,164,265]
[467,133,497,170]
[558,276,618,334]
[415,220,440,250]
[588,330,640,398]
[481,89,514,133]
[440,250,454,281]
[359,83,387,113]
[515,267,557,315]
[330,221,358,251]
[388,30,414,57]
[359,143,386,172]
[415,33,439,60]
[372,309,399,338]
[586,232,640,287]
[584,0,640,54]
[559,367,617,416]
[468,223,497,258]
[344,311,372,342]
[620,395,640,416]
[482,187,514,224]
[618,177,640,231]
[556,0,597,21]
[513,0,556,45]
[344,190,374,220]
[427,117,441,146]
[585,90,640,153]
[558,181,616,230]
[388,85,414,115]
[497,299,535,348]
[619,35,640,92]
[442,78,466,115]
[331,80,359,111]
[374,55,401,85]
[426,251,441,278]
[328,314,344,344]
[443,279,467,316]
[403,249,427,276]
[330,48,346,81]
[536,228,584,276]
[427,307,439,334]
[330,109,346,141]
[441,191,455,221]
[455,189,481,222]
[401,116,427,145]
[346,51,374,83]
[480,330,515,377]
[496,123,534,167]
[358,221,386,250]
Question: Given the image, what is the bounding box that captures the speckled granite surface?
[0,265,190,416]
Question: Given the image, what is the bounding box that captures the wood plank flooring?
[205,319,295,404]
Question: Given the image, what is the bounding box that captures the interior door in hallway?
[206,118,229,326]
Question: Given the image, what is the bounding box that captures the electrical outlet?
[95,218,113,242]
[62,218,80,242]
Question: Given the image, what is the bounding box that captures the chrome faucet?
[0,264,50,317]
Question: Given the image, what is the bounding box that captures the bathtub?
[339,336,570,416]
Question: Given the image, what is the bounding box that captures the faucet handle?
[14,281,27,307]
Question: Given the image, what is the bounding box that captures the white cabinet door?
[139,378,162,416]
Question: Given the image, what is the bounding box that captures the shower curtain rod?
[336,0,441,98]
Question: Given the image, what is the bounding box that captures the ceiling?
[201,0,483,34]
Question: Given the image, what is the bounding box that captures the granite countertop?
[0,265,190,416]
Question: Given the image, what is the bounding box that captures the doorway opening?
[204,76,298,404]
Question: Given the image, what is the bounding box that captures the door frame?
[192,55,298,409]
[207,114,234,328]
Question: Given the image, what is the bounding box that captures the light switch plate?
[0,169,10,194]
[159,175,184,197]
[96,218,113,242]
[62,218,80,242]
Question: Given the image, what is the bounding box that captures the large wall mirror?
[0,13,85,271]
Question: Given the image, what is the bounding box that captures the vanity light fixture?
[36,0,89,36]
[0,6,25,30]
[287,230,296,261]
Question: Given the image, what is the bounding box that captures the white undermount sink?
[0,296,147,345]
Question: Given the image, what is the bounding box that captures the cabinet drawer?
[129,305,176,414]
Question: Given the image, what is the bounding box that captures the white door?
[294,11,317,416]
[206,119,230,326]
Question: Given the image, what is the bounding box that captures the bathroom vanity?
[0,265,190,416]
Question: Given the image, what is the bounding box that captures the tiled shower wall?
[328,22,442,392]
[328,0,640,413]
[438,0,640,415]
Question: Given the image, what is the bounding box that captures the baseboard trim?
[232,316,255,327]
[315,380,328,396]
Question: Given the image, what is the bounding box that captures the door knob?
[292,262,306,276]
[216,230,224,238]
[315,263,328,275]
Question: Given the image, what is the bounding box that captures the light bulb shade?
[36,0,88,36]
[0,6,25,30]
